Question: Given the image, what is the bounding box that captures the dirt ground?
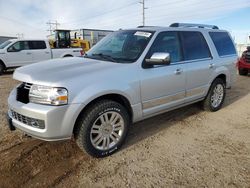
[0,72,249,188]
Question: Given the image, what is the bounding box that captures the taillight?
[80,50,85,56]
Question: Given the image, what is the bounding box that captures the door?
[6,41,32,67]
[28,41,51,63]
[140,31,186,117]
[179,31,214,102]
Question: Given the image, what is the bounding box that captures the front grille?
[10,109,45,129]
[16,83,32,104]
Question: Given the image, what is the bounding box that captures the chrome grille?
[10,109,45,129]
[16,82,32,104]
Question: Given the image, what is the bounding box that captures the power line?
[46,20,60,35]
[61,1,139,26]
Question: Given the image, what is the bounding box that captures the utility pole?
[46,20,60,35]
[16,33,24,39]
[139,0,147,26]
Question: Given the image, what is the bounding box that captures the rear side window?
[29,41,46,50]
[209,32,236,56]
[180,31,211,61]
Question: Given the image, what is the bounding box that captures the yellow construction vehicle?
[48,29,90,52]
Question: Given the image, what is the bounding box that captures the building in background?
[0,36,17,44]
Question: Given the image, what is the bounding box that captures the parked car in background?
[7,23,237,157]
[237,46,250,75]
[0,39,83,75]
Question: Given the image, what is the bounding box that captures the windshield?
[85,30,154,63]
[0,40,12,49]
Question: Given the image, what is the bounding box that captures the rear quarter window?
[209,32,236,57]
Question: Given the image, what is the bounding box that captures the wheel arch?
[0,59,6,68]
[73,93,133,135]
[63,54,73,57]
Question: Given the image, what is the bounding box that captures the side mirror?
[145,52,170,65]
[7,46,20,52]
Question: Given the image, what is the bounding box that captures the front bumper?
[7,88,83,141]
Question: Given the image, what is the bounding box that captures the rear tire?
[239,68,248,76]
[202,78,226,112]
[0,63,5,75]
[75,100,130,158]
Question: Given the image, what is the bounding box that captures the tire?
[202,78,226,112]
[75,100,130,157]
[0,63,4,75]
[239,68,248,76]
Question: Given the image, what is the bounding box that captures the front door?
[6,41,32,67]
[140,31,186,117]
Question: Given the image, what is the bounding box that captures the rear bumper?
[238,59,250,69]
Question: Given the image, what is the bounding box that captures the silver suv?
[7,23,237,157]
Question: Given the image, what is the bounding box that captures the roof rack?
[169,23,219,29]
[137,26,157,28]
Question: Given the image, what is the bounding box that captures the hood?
[13,57,120,86]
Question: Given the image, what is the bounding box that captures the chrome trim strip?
[142,91,185,109]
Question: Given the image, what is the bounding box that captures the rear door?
[180,31,214,102]
[6,41,32,66]
[28,40,51,63]
[140,31,186,116]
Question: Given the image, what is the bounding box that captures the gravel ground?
[0,73,249,188]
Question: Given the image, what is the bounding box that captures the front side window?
[146,31,182,63]
[7,41,29,52]
[181,31,211,61]
[209,32,236,57]
[85,30,154,63]
[29,41,46,50]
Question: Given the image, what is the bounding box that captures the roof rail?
[137,25,157,28]
[169,23,219,29]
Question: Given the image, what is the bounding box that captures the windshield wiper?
[92,53,117,63]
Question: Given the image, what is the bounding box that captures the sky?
[0,0,249,44]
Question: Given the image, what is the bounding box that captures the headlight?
[29,85,68,105]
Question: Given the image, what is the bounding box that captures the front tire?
[202,78,226,112]
[0,63,4,75]
[75,100,130,157]
[239,68,248,76]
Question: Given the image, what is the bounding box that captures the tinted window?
[181,31,211,60]
[29,41,46,49]
[209,32,236,56]
[147,31,182,63]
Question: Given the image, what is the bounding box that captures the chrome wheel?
[211,84,224,108]
[90,111,125,151]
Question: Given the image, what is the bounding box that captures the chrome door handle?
[45,51,50,54]
[175,68,183,75]
[209,63,215,69]
[26,52,32,55]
